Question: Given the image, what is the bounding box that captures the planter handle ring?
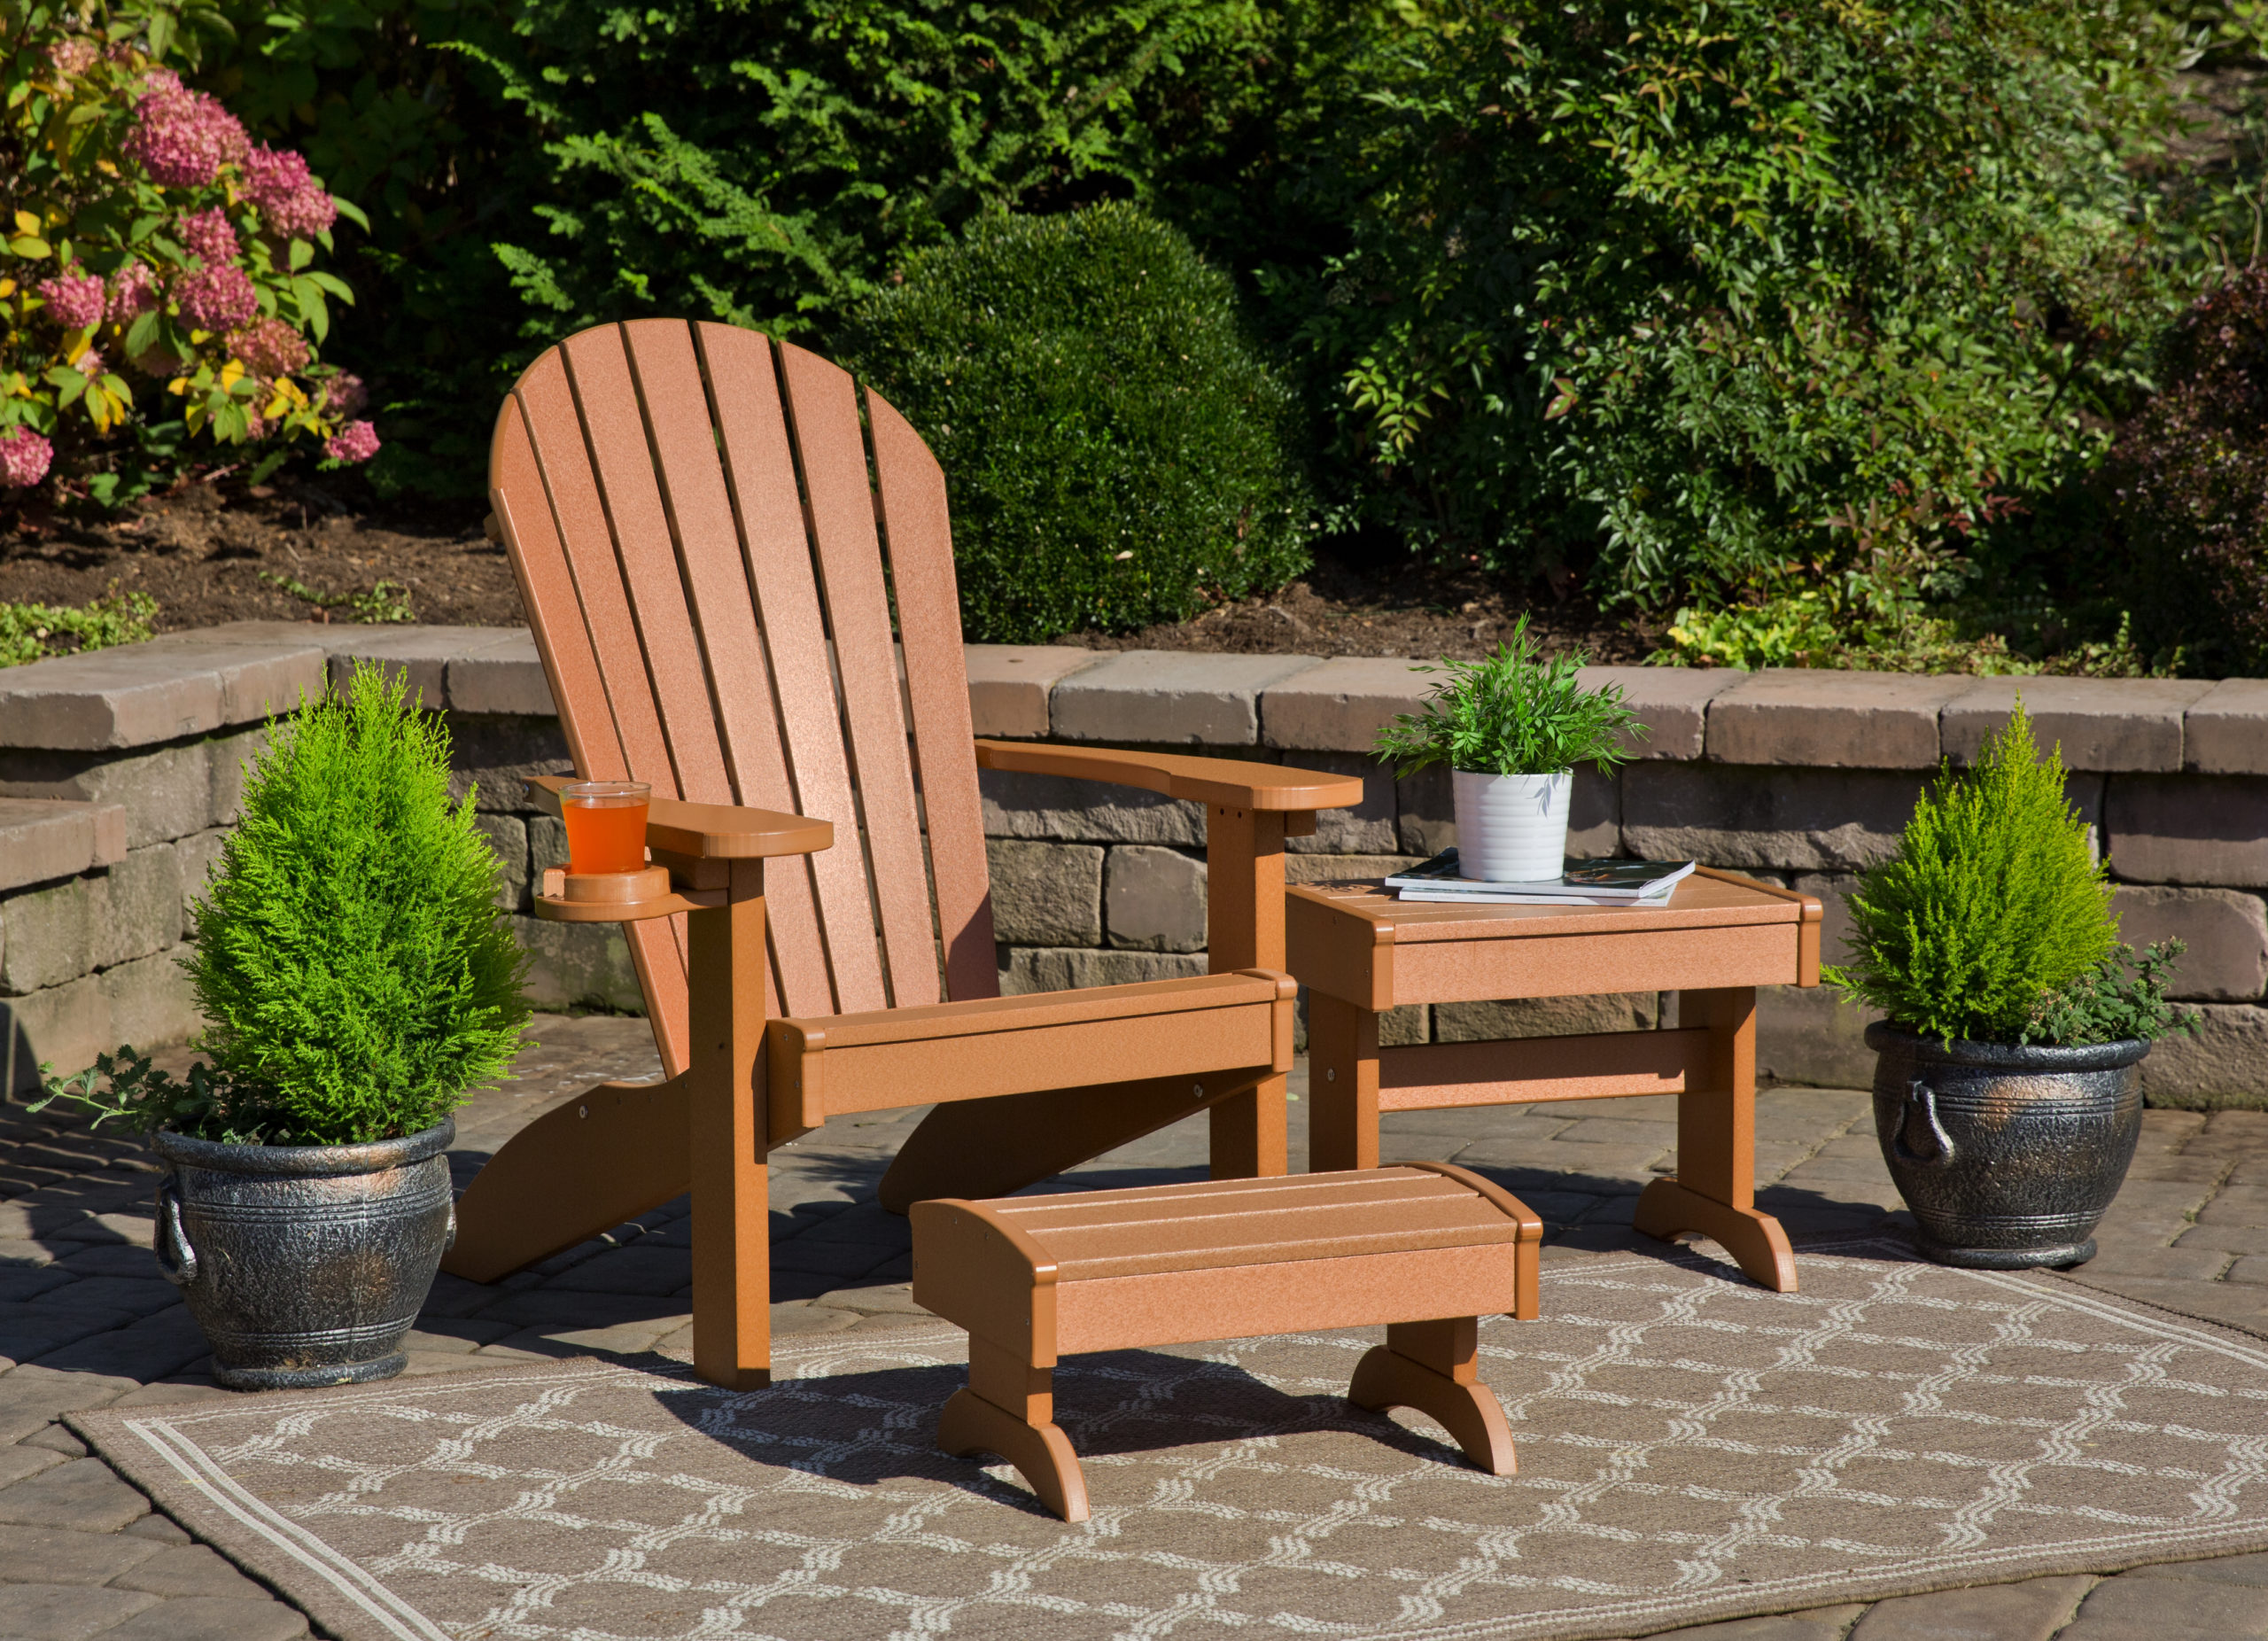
[1895,1078,1955,1167]
[154,1177,198,1287]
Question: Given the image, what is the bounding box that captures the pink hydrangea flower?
[227,318,309,377]
[175,265,259,331]
[76,348,107,381]
[0,429,54,489]
[47,37,99,77]
[107,261,159,322]
[240,145,338,241]
[36,268,108,331]
[122,84,246,189]
[325,419,380,463]
[176,207,237,268]
[322,373,368,417]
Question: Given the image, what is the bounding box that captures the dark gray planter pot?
[1866,1022,2148,1270]
[149,1119,455,1390]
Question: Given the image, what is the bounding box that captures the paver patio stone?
[106,1545,272,1600]
[0,1457,149,1531]
[0,1521,160,1583]
[0,1584,158,1641]
[92,1596,309,1641]
[2066,1573,2268,1632]
[1845,1575,2093,1639]
[1639,1606,1868,1640]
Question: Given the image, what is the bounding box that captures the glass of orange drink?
[561,781,651,875]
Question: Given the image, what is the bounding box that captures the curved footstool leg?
[937,1388,1091,1522]
[1634,1179,1798,1293]
[1348,1317,1516,1475]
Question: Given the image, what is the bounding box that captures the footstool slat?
[913,1161,1542,1521]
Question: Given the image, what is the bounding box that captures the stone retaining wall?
[4,624,2263,1104]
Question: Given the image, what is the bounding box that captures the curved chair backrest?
[489,320,999,1075]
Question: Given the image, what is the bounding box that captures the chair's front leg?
[1205,805,1289,1178]
[690,859,773,1388]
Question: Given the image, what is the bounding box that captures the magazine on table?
[1384,852,1697,906]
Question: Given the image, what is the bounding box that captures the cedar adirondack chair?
[443,318,1366,1389]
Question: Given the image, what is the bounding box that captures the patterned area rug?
[73,1240,2268,1641]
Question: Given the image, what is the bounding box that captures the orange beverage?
[562,782,650,875]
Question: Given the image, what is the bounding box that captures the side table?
[1286,867,1822,1291]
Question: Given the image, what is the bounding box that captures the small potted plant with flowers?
[38,663,530,1387]
[1374,615,1645,880]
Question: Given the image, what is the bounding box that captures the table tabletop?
[1287,865,1817,944]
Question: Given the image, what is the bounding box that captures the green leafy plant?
[0,583,157,665]
[259,570,413,624]
[36,660,531,1144]
[844,202,1313,641]
[1826,702,2120,1043]
[1,2,374,500]
[1374,614,1644,777]
[1280,0,2187,606]
[2021,939,2202,1048]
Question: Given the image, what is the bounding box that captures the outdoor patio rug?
[71,1237,2268,1641]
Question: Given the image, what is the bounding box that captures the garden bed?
[1,480,1657,663]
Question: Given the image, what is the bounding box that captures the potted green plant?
[1375,616,1646,880]
[37,663,531,1388]
[1826,702,2197,1269]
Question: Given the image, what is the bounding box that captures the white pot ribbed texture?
[1451,768,1573,883]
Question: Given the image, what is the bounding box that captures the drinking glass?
[561,781,651,875]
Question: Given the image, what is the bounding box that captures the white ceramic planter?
[1451,768,1573,882]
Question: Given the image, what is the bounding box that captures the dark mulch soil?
[2,479,1656,661]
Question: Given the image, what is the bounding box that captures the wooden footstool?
[910,1164,1542,1520]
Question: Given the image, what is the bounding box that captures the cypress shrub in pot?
[1825,703,2197,1269]
[37,663,531,1387]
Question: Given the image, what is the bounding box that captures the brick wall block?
[100,949,197,1054]
[2186,678,2268,775]
[529,815,570,880]
[1790,872,1865,972]
[2140,1005,2268,1105]
[2104,775,2268,887]
[1941,677,2212,773]
[447,715,574,813]
[981,766,1207,846]
[0,798,128,894]
[475,814,532,913]
[966,647,1101,739]
[510,916,642,1014]
[0,876,93,996]
[985,840,1102,946]
[0,739,214,849]
[1106,846,1208,953]
[175,828,228,928]
[1051,650,1320,745]
[1706,671,1968,768]
[206,726,271,828]
[1397,766,1619,860]
[447,632,555,716]
[1259,657,1432,752]
[1578,666,1744,761]
[1001,946,1208,995]
[328,626,528,712]
[1624,765,1930,872]
[1434,992,1658,1042]
[2109,887,2268,1002]
[1755,985,1881,1088]
[1,972,108,1093]
[93,844,183,972]
[1286,853,1427,885]
[1284,751,1398,854]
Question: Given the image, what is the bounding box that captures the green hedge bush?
[1278,0,2188,607]
[845,203,1312,640]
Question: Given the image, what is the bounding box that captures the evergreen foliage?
[1826,704,2117,1044]
[844,203,1313,640]
[1373,615,1643,777]
[40,662,532,1145]
[2021,939,2200,1048]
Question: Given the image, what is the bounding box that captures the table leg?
[1633,985,1798,1291]
[1349,1316,1516,1474]
[1308,994,1379,1172]
[939,1336,1090,1522]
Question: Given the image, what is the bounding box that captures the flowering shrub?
[0,5,371,499]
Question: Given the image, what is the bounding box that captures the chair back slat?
[778,343,940,1010]
[699,325,886,1015]
[490,393,693,1074]
[621,320,829,1018]
[494,320,998,1032]
[869,387,997,1003]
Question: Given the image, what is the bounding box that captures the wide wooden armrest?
[766,968,1298,1139]
[974,740,1365,813]
[524,775,833,859]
